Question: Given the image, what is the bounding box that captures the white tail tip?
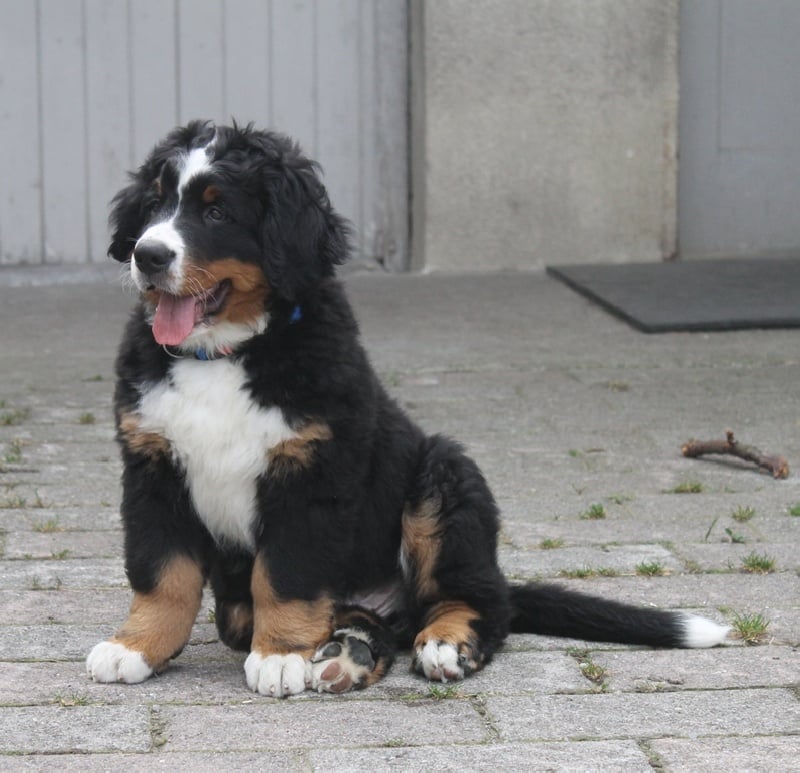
[681,614,731,648]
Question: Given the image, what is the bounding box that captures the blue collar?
[192,304,302,360]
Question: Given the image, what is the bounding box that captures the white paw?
[416,640,463,682]
[86,640,153,684]
[244,652,311,697]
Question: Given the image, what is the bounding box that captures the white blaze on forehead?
[178,134,217,193]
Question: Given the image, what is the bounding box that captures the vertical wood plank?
[129,0,179,162]
[0,0,408,269]
[270,0,316,154]
[177,0,224,124]
[358,0,377,264]
[222,0,270,125]
[85,0,131,262]
[0,0,43,264]
[39,0,88,263]
[373,0,408,269]
[316,0,362,248]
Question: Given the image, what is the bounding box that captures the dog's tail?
[508,583,729,648]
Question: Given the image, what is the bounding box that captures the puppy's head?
[109,120,349,352]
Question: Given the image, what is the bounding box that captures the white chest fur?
[137,358,297,549]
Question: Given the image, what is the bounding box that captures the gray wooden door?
[0,0,408,270]
[678,0,800,259]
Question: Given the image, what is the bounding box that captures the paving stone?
[0,660,246,707]
[544,572,800,612]
[0,622,221,662]
[0,506,122,532]
[2,272,800,766]
[0,624,120,661]
[3,529,123,559]
[674,541,800,573]
[0,706,151,754]
[594,644,800,692]
[308,739,652,772]
[498,542,682,579]
[0,558,127,590]
[649,736,800,772]
[488,689,800,742]
[158,700,489,751]
[1,588,131,624]
[500,494,800,548]
[0,752,306,772]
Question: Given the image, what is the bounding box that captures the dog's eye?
[204,205,226,223]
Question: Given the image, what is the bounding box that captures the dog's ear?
[107,177,153,262]
[260,154,350,301]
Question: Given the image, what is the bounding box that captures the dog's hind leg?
[309,606,397,693]
[402,435,512,682]
[210,552,255,651]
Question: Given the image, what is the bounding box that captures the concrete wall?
[411,0,679,272]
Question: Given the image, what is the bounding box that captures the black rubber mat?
[546,257,800,333]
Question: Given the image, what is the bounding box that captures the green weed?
[53,691,90,707]
[740,551,776,574]
[32,516,62,533]
[559,566,617,579]
[568,648,608,690]
[730,611,770,644]
[731,506,755,522]
[668,481,704,494]
[0,407,30,426]
[581,503,606,520]
[427,684,461,700]
[724,527,746,544]
[4,438,24,464]
[539,538,565,550]
[635,560,666,577]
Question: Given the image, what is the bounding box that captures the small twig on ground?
[681,430,789,479]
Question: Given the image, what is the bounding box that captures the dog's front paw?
[86,640,153,684]
[244,651,311,697]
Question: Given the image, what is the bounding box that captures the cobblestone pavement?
[1,270,798,770]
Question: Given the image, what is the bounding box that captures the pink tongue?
[152,294,200,346]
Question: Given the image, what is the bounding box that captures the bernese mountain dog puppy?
[86,121,728,697]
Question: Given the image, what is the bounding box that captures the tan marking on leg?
[267,422,333,477]
[118,411,170,459]
[401,498,442,599]
[417,600,479,645]
[113,555,204,672]
[250,557,333,659]
[414,601,483,674]
[217,600,254,649]
[361,659,388,687]
[228,601,253,634]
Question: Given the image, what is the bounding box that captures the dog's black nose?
[134,240,176,277]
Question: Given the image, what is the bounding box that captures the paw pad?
[310,629,377,693]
